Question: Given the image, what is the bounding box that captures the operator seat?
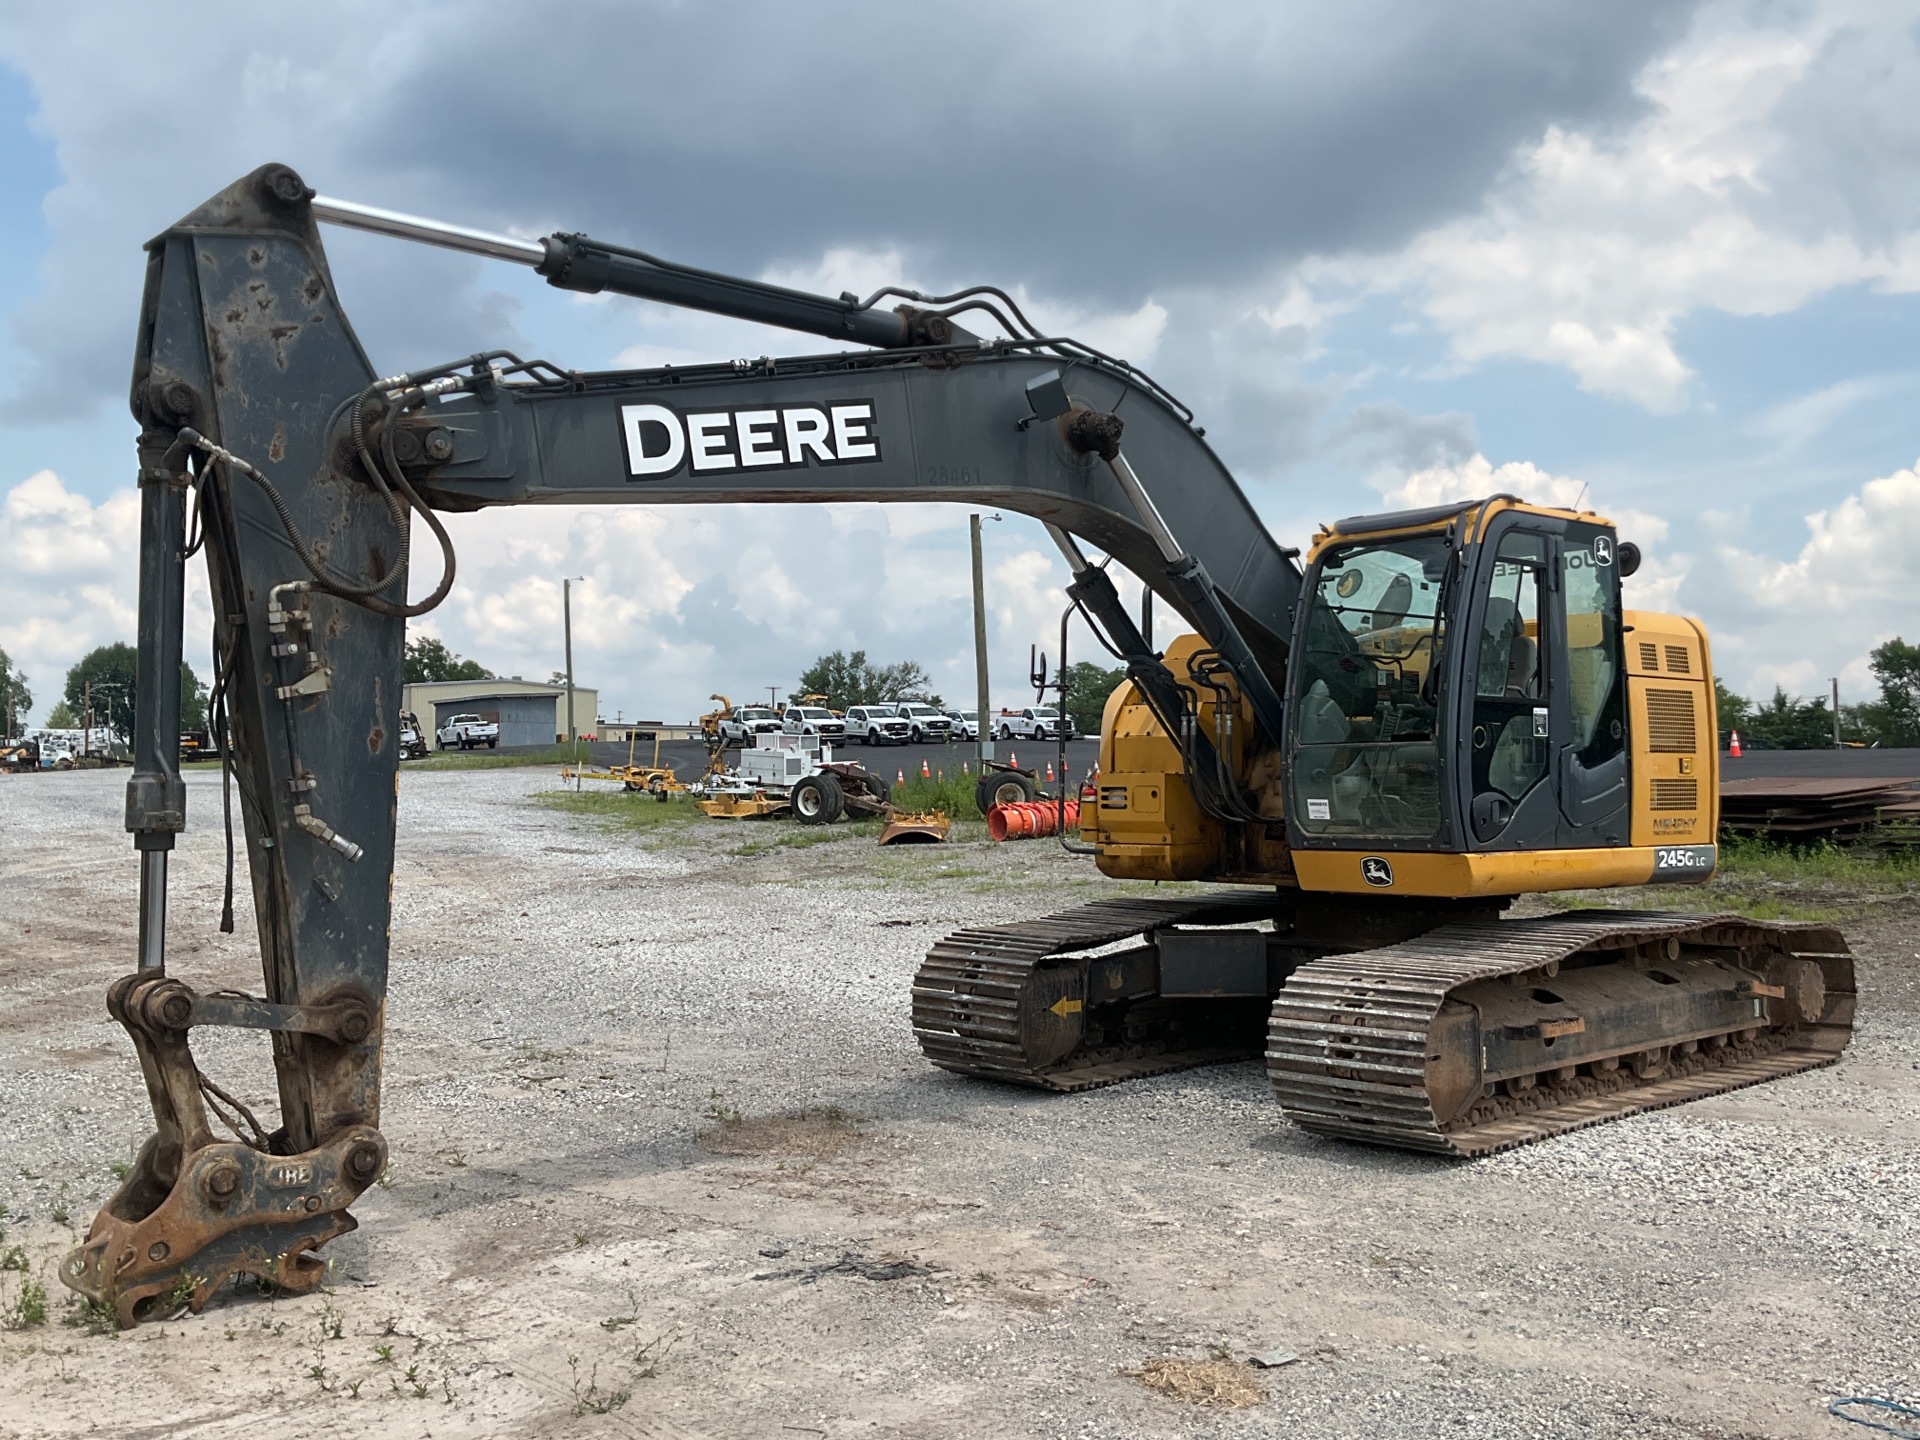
[1372,572,1413,631]
[1477,597,1536,698]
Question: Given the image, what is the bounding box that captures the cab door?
[1459,524,1557,849]
[1457,514,1629,850]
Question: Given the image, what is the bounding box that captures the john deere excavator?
[69,165,1853,1323]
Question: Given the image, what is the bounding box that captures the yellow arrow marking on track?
[1049,998,1083,1017]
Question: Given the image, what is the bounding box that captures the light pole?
[970,513,1001,766]
[562,576,585,758]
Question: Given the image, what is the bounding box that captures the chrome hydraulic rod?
[313,192,921,348]
[312,194,546,265]
[136,851,167,973]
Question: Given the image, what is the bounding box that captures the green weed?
[64,1297,119,1335]
[4,1277,47,1329]
[633,1325,681,1378]
[414,744,587,772]
[1717,833,1920,888]
[600,1290,640,1332]
[163,1272,198,1314]
[0,1246,26,1272]
[533,789,702,837]
[731,826,855,857]
[889,770,984,820]
[569,1354,630,1415]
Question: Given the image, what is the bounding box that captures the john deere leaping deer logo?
[1360,857,1394,887]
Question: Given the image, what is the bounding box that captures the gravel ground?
[0,765,1914,1440]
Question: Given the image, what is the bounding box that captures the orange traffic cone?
[963,762,971,775]
[1010,750,1018,769]
[921,758,931,778]
[897,768,906,784]
[1729,730,1743,758]
[1046,762,1055,782]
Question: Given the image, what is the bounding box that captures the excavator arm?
[71,163,1302,1321]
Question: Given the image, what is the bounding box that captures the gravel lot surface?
[0,765,1914,1439]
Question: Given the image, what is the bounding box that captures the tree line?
[0,633,498,742]
[0,642,208,740]
[1717,638,1920,750]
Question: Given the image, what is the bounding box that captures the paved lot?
[0,765,1914,1438]
[1720,747,1920,779]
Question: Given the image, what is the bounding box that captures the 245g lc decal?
[621,401,881,478]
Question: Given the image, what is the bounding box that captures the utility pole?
[563,576,584,755]
[83,680,91,761]
[1832,677,1842,748]
[971,513,994,765]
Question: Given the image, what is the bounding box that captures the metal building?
[402,678,600,746]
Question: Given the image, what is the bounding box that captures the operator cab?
[1284,496,1631,855]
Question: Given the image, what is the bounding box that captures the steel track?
[1266,911,1856,1156]
[910,890,1286,1090]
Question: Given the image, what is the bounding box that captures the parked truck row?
[710,700,1072,749]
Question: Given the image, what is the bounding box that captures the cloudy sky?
[1,0,1916,725]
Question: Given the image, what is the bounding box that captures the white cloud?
[1718,458,1920,615]
[1380,453,1683,609]
[0,470,215,722]
[1668,457,1920,700]
[1748,373,1911,451]
[1294,0,1920,411]
[394,500,1091,721]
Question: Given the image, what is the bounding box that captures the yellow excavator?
[73,165,1851,1323]
[912,501,1850,1154]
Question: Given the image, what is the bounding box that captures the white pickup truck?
[436,713,499,750]
[994,706,1074,741]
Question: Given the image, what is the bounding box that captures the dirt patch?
[694,1106,861,1159]
[1125,1356,1267,1409]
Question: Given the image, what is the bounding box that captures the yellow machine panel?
[1290,846,1665,896]
[1624,611,1717,847]
[1085,636,1229,881]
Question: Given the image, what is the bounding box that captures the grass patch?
[1716,833,1920,889]
[414,744,590,772]
[887,771,983,820]
[1544,886,1842,924]
[731,821,882,857]
[533,788,702,836]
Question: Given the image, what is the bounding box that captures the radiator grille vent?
[1639,642,1660,670]
[1644,688,1698,753]
[1650,778,1700,811]
[1663,645,1692,674]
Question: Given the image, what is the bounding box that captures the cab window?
[1561,533,1625,766]
[1470,532,1549,817]
[1290,533,1449,841]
